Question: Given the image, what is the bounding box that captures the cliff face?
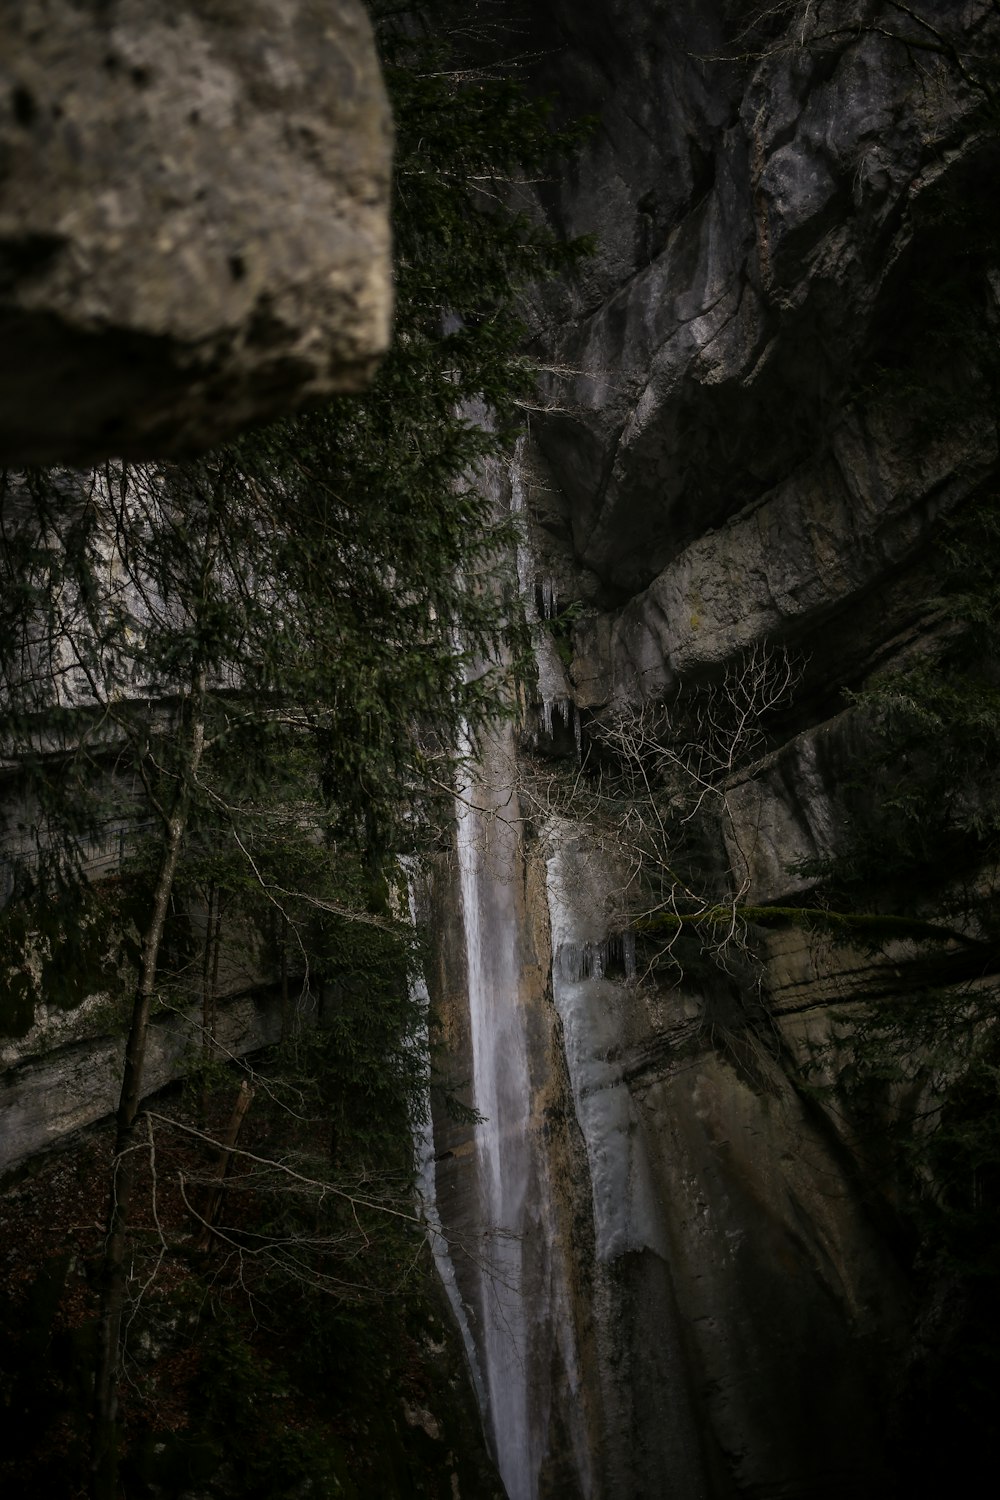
[521,0,995,619]
[3,4,998,1495]
[428,4,1000,1497]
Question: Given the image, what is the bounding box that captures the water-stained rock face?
[0,0,392,464]
[519,0,998,612]
[425,5,1000,1498]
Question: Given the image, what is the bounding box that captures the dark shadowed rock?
[0,0,392,464]
[516,0,998,603]
[436,5,1000,1497]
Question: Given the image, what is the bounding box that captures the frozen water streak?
[546,827,667,1265]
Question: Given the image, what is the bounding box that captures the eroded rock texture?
[0,0,392,464]
[429,3,1000,1498]
[524,0,998,617]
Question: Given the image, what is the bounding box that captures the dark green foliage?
[0,7,587,1492]
[541,598,585,669]
[262,862,427,1170]
[0,879,139,1036]
[0,0,589,1001]
[115,1268,496,1500]
[0,1251,94,1494]
[146,1322,355,1499]
[0,3,590,894]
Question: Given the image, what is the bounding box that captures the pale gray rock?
[432,810,912,1500]
[490,5,1000,1495]
[722,713,865,904]
[0,0,392,464]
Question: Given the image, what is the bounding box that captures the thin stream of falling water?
[431,434,593,1498]
[406,867,488,1412]
[455,736,540,1500]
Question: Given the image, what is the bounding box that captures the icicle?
[545,828,669,1266]
[539,697,582,744]
[557,932,636,986]
[557,940,609,984]
[623,930,637,983]
[541,577,558,620]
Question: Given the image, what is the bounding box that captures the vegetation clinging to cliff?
[0,7,588,1494]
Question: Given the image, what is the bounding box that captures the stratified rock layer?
[0,0,392,463]
[521,0,998,614]
[431,4,1000,1498]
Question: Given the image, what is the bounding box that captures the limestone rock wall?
[0,987,286,1173]
[522,0,998,604]
[429,4,1000,1496]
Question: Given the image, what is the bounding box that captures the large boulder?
[0,0,392,464]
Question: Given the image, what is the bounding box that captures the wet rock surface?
[429,4,1000,1497]
[0,0,392,464]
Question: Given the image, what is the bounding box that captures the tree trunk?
[191,1080,255,1252]
[200,882,224,1119]
[91,682,206,1500]
[280,911,290,1041]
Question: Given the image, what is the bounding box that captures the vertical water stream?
[424,438,593,1499]
[409,871,487,1413]
[454,736,540,1499]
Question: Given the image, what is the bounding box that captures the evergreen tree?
[0,7,587,1493]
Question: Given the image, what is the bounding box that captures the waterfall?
[427,434,593,1499]
[408,867,487,1413]
[455,728,541,1500]
[450,738,596,1500]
